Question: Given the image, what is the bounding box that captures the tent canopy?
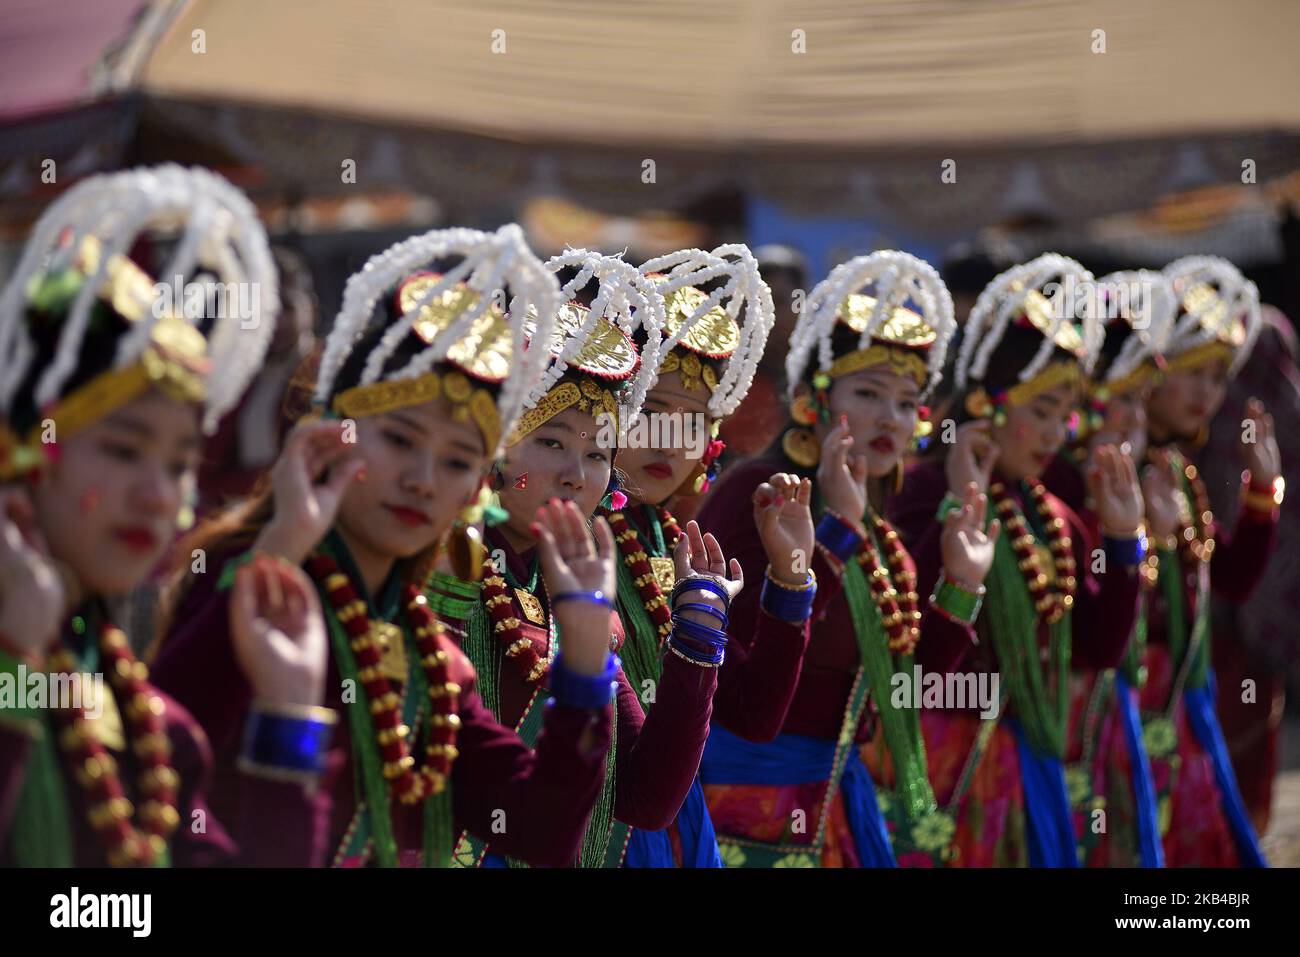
[138,0,1300,149]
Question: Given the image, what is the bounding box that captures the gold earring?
[782,427,820,469]
[964,389,993,419]
[892,460,905,494]
[790,393,819,426]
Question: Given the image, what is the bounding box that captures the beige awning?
[138,0,1300,150]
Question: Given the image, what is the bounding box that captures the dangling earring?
[176,486,198,532]
[892,460,905,494]
[448,483,490,582]
[782,427,820,469]
[784,389,822,468]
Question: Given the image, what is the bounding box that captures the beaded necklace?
[1174,459,1216,566]
[45,623,179,867]
[307,554,460,802]
[981,482,1073,758]
[480,552,548,684]
[990,479,1077,625]
[855,513,921,654]
[842,515,941,853]
[603,505,682,702]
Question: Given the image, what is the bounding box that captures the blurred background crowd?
[2,0,1298,858]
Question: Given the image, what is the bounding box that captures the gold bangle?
[764,565,816,592]
[1242,489,1282,513]
[249,700,340,725]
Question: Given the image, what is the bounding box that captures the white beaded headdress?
[529,248,667,439]
[1094,270,1178,384]
[786,250,956,401]
[0,164,278,433]
[316,224,560,457]
[955,253,1102,390]
[637,244,775,418]
[1161,255,1262,376]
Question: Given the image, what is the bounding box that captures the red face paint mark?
[79,489,100,514]
[514,473,529,490]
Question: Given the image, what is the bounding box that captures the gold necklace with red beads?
[480,552,549,684]
[48,624,180,867]
[1173,457,1215,566]
[306,554,461,802]
[855,512,921,654]
[989,479,1077,624]
[604,505,683,647]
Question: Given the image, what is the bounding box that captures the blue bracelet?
[239,704,337,779]
[1103,531,1149,567]
[673,601,729,628]
[548,651,619,710]
[667,633,726,666]
[761,577,817,623]
[670,577,731,611]
[551,589,614,609]
[672,614,729,645]
[816,511,862,563]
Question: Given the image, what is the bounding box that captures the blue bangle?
[667,634,726,666]
[548,651,619,710]
[671,615,729,646]
[551,589,613,609]
[761,577,816,623]
[816,511,862,562]
[671,577,731,611]
[239,704,337,778]
[1104,531,1148,567]
[674,601,729,628]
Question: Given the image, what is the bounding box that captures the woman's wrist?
[253,519,312,566]
[552,608,617,674]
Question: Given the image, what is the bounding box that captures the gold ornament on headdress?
[660,285,741,358]
[1094,361,1155,400]
[1179,282,1246,348]
[1014,284,1086,356]
[323,274,513,450]
[660,348,720,394]
[826,294,934,385]
[8,235,212,475]
[398,274,513,382]
[507,376,623,444]
[530,302,640,379]
[966,360,1083,417]
[331,369,502,453]
[1161,281,1247,376]
[510,299,638,441]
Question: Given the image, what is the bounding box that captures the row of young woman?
[0,168,1281,867]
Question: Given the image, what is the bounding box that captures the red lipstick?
[386,504,431,527]
[643,462,674,480]
[114,526,159,553]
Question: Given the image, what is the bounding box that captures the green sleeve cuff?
[216,550,259,593]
